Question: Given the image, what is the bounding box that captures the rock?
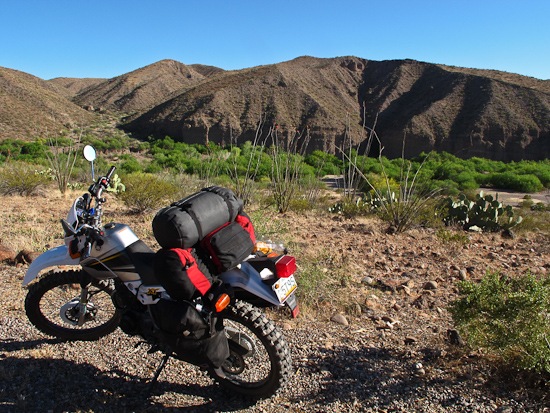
[447,329,465,346]
[0,244,16,263]
[423,281,438,290]
[404,336,417,345]
[413,362,425,376]
[330,313,349,326]
[14,250,40,265]
[361,276,376,286]
[398,285,412,295]
[381,315,398,324]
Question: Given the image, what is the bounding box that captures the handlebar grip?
[106,166,116,180]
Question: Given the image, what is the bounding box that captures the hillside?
[123,56,550,160]
[48,77,106,98]
[72,59,225,114]
[1,56,549,160]
[0,67,96,140]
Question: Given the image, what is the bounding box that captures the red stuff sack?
[154,248,213,300]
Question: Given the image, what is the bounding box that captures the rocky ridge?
[1,56,549,161]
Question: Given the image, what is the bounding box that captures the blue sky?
[2,0,549,80]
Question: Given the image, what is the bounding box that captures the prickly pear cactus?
[444,191,522,232]
[106,174,125,194]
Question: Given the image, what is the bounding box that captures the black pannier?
[152,186,243,249]
[149,299,230,367]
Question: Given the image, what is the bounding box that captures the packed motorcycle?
[22,145,299,398]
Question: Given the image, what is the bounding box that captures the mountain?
[123,56,550,160]
[0,67,95,140]
[48,77,106,98]
[1,57,549,160]
[72,59,225,114]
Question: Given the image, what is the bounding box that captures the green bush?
[118,172,179,213]
[488,172,544,193]
[449,272,550,374]
[0,162,51,195]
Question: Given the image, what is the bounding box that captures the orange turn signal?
[215,293,231,312]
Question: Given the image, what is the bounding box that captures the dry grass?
[0,186,158,253]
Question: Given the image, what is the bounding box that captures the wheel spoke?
[25,270,121,340]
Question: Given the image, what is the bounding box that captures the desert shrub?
[305,150,342,176]
[0,162,51,195]
[436,228,470,246]
[449,272,550,374]
[118,172,179,213]
[118,154,143,174]
[488,172,543,193]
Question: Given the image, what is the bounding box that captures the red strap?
[169,248,212,295]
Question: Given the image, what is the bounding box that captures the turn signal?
[215,293,231,312]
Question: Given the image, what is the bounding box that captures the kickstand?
[148,352,171,392]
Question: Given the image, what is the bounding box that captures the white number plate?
[272,275,297,303]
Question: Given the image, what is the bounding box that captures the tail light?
[275,255,296,278]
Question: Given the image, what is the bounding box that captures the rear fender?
[22,245,80,286]
[219,262,282,307]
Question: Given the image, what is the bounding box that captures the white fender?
[22,245,80,286]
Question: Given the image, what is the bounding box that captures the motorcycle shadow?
[0,351,258,412]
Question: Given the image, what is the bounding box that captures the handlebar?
[106,165,116,181]
[88,165,116,198]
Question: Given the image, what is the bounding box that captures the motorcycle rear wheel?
[208,300,292,399]
[25,270,121,341]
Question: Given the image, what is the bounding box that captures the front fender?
[219,262,282,307]
[22,245,80,286]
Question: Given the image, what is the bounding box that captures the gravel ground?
[1,263,548,413]
[1,192,549,412]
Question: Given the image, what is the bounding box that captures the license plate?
[272,275,297,303]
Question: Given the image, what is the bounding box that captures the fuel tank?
[81,223,143,281]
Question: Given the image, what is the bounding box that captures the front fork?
[75,272,115,326]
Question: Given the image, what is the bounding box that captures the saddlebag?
[154,248,213,301]
[149,299,230,367]
[152,186,243,249]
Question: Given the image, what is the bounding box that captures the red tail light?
[275,255,296,278]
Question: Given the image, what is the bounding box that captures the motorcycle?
[22,145,299,399]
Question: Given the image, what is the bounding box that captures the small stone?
[330,313,349,326]
[423,281,438,290]
[404,336,417,345]
[361,276,376,286]
[413,362,425,375]
[458,269,468,280]
[447,329,464,346]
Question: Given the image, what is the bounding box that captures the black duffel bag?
[152,186,243,249]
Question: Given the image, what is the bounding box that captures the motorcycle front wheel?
[24,270,121,341]
[208,300,292,399]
